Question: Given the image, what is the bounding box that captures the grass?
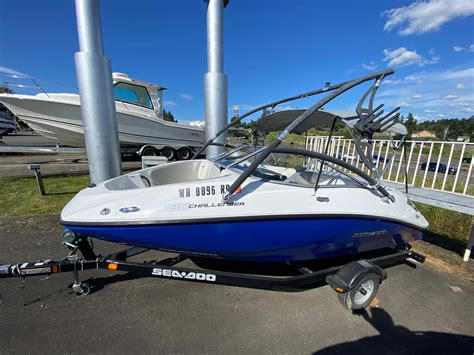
[414,202,472,257]
[0,175,90,217]
[414,202,472,243]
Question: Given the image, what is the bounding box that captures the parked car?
[337,154,357,162]
[421,162,457,175]
[372,154,391,164]
[462,156,472,164]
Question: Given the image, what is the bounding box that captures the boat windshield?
[213,145,366,188]
[113,82,153,110]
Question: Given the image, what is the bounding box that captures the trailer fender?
[325,259,387,294]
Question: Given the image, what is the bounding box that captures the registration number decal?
[178,184,230,199]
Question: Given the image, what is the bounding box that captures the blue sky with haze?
[1,0,473,125]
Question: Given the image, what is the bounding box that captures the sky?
[1,0,473,125]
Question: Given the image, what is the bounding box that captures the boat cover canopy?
[255,109,408,136]
[255,110,338,135]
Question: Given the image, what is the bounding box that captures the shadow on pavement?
[79,273,149,293]
[315,307,474,354]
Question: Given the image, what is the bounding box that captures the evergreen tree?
[230,114,241,127]
[0,84,13,94]
[405,112,417,137]
[163,109,176,123]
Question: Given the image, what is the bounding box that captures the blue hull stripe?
[64,218,423,262]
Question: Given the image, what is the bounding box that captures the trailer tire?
[337,272,380,310]
[177,147,192,160]
[73,282,91,296]
[160,147,175,160]
[141,146,158,156]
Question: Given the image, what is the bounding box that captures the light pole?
[204,0,229,157]
[74,0,121,183]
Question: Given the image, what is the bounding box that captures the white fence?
[306,136,474,197]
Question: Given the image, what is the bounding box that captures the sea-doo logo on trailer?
[152,268,217,282]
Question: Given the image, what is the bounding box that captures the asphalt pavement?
[0,153,141,178]
[0,134,141,177]
[0,215,472,354]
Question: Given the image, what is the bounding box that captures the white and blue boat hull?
[63,216,423,262]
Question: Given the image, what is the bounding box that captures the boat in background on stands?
[0,72,204,160]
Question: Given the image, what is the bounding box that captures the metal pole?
[204,0,228,158]
[74,0,121,183]
[28,164,45,195]
[463,218,473,261]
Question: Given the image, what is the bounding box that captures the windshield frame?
[211,144,375,190]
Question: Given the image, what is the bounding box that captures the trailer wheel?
[160,147,175,160]
[337,273,380,310]
[177,147,192,160]
[141,146,158,156]
[72,282,91,296]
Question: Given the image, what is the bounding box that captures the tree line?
[230,111,473,141]
[403,113,473,140]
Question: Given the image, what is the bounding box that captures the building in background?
[411,130,436,139]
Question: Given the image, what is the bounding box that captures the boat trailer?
[0,232,425,311]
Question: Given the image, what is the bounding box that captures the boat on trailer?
[60,69,428,262]
[0,69,428,310]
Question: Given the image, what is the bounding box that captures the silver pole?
[204,0,228,157]
[74,0,121,183]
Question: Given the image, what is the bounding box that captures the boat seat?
[104,160,223,191]
[144,160,222,186]
[104,174,148,190]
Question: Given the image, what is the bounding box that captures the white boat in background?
[0,72,204,158]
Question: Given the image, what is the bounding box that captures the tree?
[230,114,241,128]
[442,124,450,141]
[404,112,417,137]
[0,84,13,94]
[163,110,176,123]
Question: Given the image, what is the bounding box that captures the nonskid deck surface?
[64,216,423,262]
